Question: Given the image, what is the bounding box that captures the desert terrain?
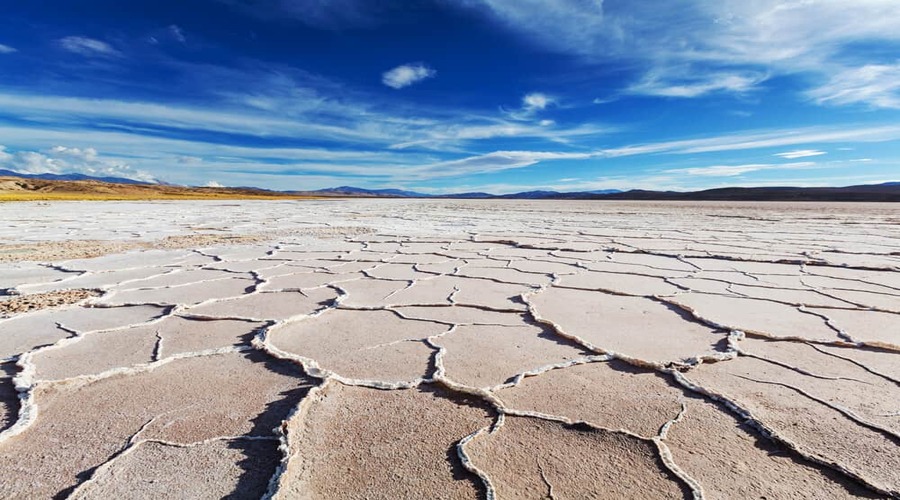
[0,176,319,202]
[0,199,898,499]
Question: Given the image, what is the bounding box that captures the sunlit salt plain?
[1,199,898,499]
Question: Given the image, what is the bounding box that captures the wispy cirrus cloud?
[58,36,121,57]
[222,150,599,181]
[388,121,609,150]
[0,44,16,54]
[466,0,900,106]
[0,89,609,153]
[0,58,605,153]
[410,150,595,178]
[627,70,767,98]
[382,63,436,89]
[602,125,900,157]
[807,63,900,109]
[666,161,817,177]
[774,149,826,159]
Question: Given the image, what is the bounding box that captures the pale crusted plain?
[0,199,898,499]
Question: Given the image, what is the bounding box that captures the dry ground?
[0,199,898,499]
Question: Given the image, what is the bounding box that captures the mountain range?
[301,185,625,199]
[0,169,153,185]
[300,184,900,201]
[2,169,899,201]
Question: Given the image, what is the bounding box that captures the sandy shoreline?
[0,199,898,498]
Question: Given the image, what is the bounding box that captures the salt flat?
[0,199,898,499]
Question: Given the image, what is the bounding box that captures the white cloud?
[210,149,599,181]
[602,125,900,157]
[50,145,99,162]
[0,119,607,185]
[807,63,900,109]
[411,150,595,177]
[0,90,608,154]
[667,161,817,177]
[503,92,556,120]
[470,0,610,57]
[467,0,900,107]
[628,71,767,98]
[1,113,894,189]
[388,122,609,150]
[205,180,224,188]
[523,92,552,111]
[0,145,155,182]
[774,149,826,159]
[58,36,121,57]
[669,164,770,177]
[427,174,682,195]
[0,92,389,144]
[0,125,410,166]
[382,63,436,89]
[0,44,16,54]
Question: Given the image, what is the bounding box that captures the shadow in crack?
[428,385,495,499]
[523,314,595,353]
[223,350,317,499]
[0,361,20,434]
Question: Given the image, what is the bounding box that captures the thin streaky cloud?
[774,149,826,159]
[627,71,767,98]
[603,125,900,157]
[666,162,817,177]
[58,36,121,57]
[806,63,900,109]
[0,91,612,151]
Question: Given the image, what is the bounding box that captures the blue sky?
[0,0,899,193]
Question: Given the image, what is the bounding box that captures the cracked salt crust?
[466,415,691,498]
[275,383,493,499]
[0,199,898,498]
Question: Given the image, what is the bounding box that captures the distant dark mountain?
[311,186,431,197]
[440,192,494,199]
[311,187,624,199]
[537,189,624,199]
[594,183,900,202]
[0,169,154,185]
[499,190,561,199]
[495,189,621,199]
[300,184,900,201]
